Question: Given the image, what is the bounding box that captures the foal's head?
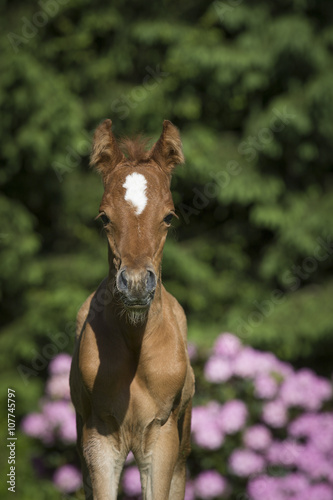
[91,119,184,322]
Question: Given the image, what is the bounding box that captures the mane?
[119,135,152,162]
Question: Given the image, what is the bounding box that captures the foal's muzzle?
[116,267,157,308]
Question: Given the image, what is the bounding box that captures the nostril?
[118,269,128,291]
[146,270,156,292]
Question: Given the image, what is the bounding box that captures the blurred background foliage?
[1,0,333,497]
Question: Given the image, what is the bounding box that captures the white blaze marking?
[123,173,148,215]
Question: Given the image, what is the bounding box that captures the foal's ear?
[90,119,125,179]
[149,120,185,174]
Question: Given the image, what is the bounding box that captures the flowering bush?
[21,353,82,494]
[21,335,333,499]
[187,333,333,500]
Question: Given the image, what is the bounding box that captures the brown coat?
[70,120,194,500]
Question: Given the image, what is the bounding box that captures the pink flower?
[248,473,309,500]
[247,475,279,500]
[219,400,248,434]
[41,400,77,443]
[21,412,53,445]
[289,413,333,453]
[49,353,72,375]
[254,374,278,399]
[53,464,82,493]
[194,470,227,499]
[243,425,272,451]
[213,333,241,358]
[308,414,333,453]
[42,400,75,428]
[193,421,224,450]
[280,369,332,411]
[58,411,77,443]
[253,351,280,374]
[185,481,195,500]
[46,373,71,399]
[306,483,333,500]
[192,403,221,433]
[232,347,260,378]
[204,356,233,383]
[262,400,288,428]
[233,347,278,379]
[21,412,45,437]
[280,473,309,495]
[296,444,331,480]
[229,449,265,477]
[192,403,224,449]
[289,413,319,438]
[125,451,135,464]
[122,466,141,497]
[266,439,303,467]
[273,360,294,379]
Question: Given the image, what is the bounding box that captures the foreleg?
[136,415,180,500]
[80,416,125,500]
[169,402,192,500]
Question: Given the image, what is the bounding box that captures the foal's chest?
[84,336,186,429]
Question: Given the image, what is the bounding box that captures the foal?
[70,119,195,500]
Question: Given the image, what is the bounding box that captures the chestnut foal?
[70,119,195,500]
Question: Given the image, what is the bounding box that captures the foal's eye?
[163,213,174,225]
[99,213,110,225]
